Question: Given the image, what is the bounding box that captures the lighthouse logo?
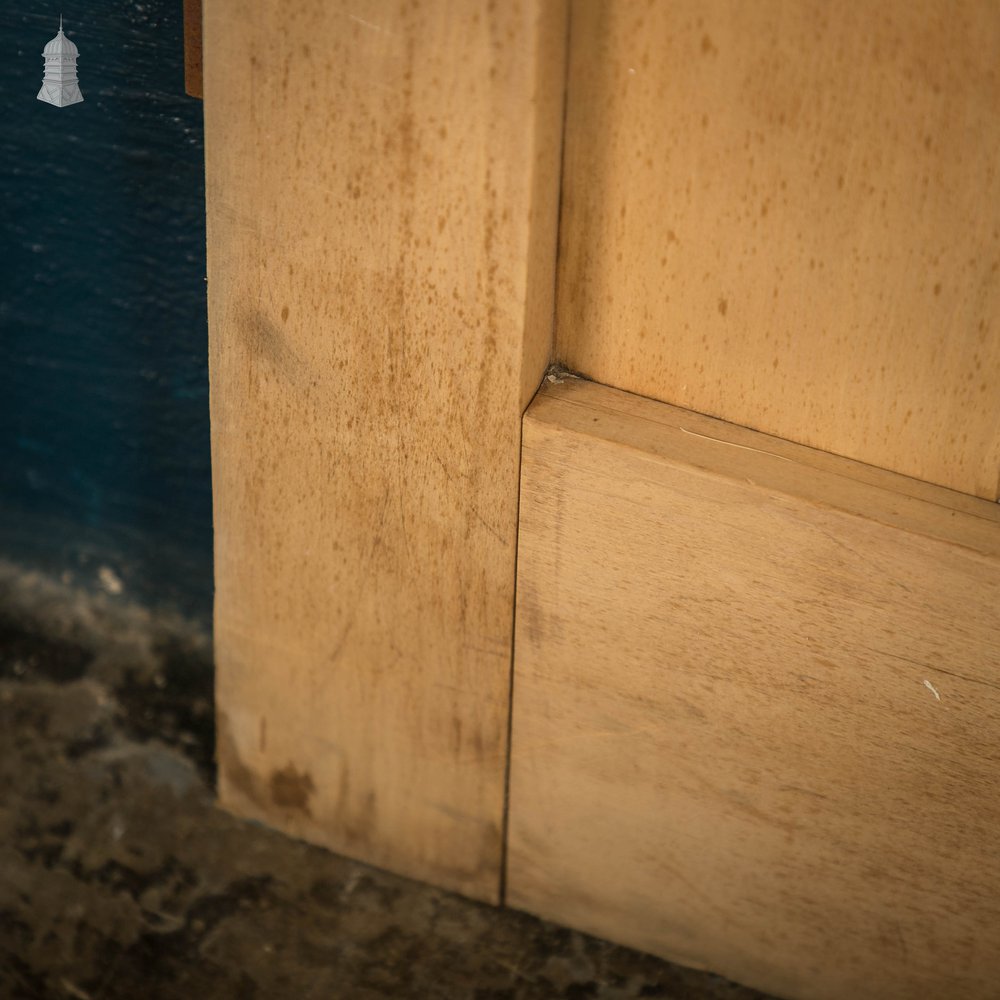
[37,15,84,108]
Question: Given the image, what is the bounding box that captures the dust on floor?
[0,581,773,1000]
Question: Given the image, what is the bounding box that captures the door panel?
[557,0,1000,498]
[509,376,1000,999]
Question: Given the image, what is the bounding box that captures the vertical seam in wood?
[501,2,574,908]
[545,0,575,376]
[499,408,525,908]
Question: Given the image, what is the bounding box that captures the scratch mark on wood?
[678,425,796,463]
[347,13,395,36]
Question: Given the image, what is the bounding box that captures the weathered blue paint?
[0,1,211,620]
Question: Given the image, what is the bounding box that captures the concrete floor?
[0,567,775,1000]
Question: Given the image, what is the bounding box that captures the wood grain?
[509,377,1000,999]
[556,0,1000,498]
[204,0,566,901]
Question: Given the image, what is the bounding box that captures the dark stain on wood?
[239,305,308,387]
[270,764,316,815]
[219,714,316,822]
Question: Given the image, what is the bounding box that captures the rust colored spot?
[270,764,316,815]
[718,297,728,316]
[934,283,942,296]
[701,34,717,55]
[280,305,289,322]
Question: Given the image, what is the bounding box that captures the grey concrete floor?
[0,568,776,1000]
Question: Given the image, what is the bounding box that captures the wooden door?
[204,2,1000,996]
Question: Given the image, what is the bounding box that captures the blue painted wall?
[0,1,211,620]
